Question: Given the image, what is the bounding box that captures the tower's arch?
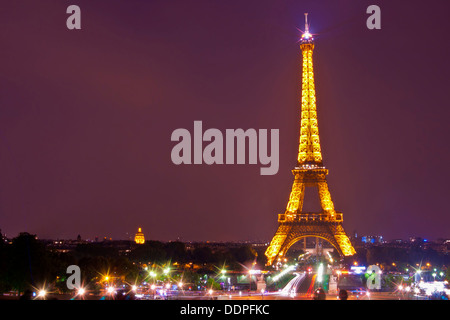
[278,235,342,259]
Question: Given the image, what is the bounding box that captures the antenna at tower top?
[301,13,312,40]
[304,13,309,34]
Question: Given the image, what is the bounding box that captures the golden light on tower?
[265,14,356,266]
[297,13,322,166]
[134,227,145,244]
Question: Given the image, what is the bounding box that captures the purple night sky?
[0,1,449,242]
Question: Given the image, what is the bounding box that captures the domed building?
[134,227,145,244]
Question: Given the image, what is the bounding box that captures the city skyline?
[2,227,445,244]
[1,1,450,243]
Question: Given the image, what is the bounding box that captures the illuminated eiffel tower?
[265,14,356,266]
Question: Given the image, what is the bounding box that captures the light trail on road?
[280,272,306,297]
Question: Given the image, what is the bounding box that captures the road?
[279,272,306,297]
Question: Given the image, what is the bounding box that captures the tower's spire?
[302,13,312,41]
[298,14,322,166]
[304,13,309,34]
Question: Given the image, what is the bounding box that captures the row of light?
[36,287,86,299]
[36,280,184,299]
[272,265,296,282]
[145,267,170,278]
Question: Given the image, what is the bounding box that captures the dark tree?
[164,241,187,263]
[129,241,167,263]
[6,233,56,293]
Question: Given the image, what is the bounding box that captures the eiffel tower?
[265,14,356,266]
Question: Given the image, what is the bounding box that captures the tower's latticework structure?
[265,14,355,266]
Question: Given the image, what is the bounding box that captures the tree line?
[0,232,263,294]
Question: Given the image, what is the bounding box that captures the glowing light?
[302,32,312,40]
[351,266,366,274]
[38,290,46,298]
[317,264,324,282]
[107,287,115,294]
[134,227,145,244]
[131,285,137,292]
[78,288,85,295]
[418,281,449,296]
[273,265,296,282]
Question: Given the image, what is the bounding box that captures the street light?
[37,289,47,299]
[77,287,86,296]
